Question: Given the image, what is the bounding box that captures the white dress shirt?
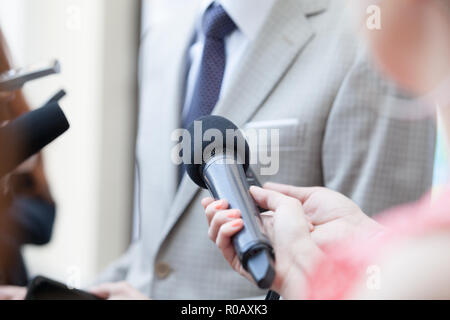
[182,0,276,120]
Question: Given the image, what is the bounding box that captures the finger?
[205,199,228,225]
[11,287,26,300]
[90,282,135,300]
[264,182,319,203]
[305,215,314,229]
[201,197,215,209]
[216,219,244,252]
[208,209,241,242]
[260,214,275,241]
[88,288,111,299]
[88,283,120,299]
[250,186,296,212]
[0,286,21,300]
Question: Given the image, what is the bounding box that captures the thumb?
[88,283,117,299]
[250,186,294,212]
[263,182,319,203]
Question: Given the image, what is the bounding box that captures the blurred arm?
[353,232,450,299]
[93,241,141,285]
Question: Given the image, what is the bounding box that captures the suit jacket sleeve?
[93,164,144,285]
[93,241,141,285]
[321,47,436,216]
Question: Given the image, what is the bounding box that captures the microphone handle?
[246,167,281,300]
[203,155,275,289]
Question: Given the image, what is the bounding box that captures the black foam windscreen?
[0,102,69,178]
[184,115,250,189]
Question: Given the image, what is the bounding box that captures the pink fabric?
[307,187,450,300]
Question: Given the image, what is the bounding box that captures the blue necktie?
[179,5,236,183]
[182,4,237,129]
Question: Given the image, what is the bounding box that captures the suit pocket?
[244,118,305,151]
[243,118,306,178]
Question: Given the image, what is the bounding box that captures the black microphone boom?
[184,115,275,289]
[0,102,69,178]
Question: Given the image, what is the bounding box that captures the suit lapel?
[163,175,201,236]
[158,0,329,245]
[213,0,328,127]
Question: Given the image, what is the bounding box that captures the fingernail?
[232,220,243,228]
[215,200,224,209]
[227,211,241,219]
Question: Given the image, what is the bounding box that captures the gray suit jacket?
[96,0,436,299]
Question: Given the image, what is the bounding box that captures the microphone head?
[0,102,70,178]
[184,115,250,189]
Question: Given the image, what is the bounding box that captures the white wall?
[0,0,139,286]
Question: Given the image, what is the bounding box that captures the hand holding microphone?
[202,185,320,298]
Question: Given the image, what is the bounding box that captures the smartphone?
[0,60,61,91]
[25,276,102,300]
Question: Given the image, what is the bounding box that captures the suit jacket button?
[155,262,172,279]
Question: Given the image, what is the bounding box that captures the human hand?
[202,187,321,298]
[263,182,385,247]
[0,286,27,300]
[89,282,149,300]
[201,198,253,283]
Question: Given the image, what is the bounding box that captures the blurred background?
[0,0,144,286]
[0,0,447,287]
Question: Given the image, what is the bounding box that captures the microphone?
[0,102,69,178]
[183,115,275,289]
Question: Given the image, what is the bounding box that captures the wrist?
[275,240,324,299]
[361,213,386,239]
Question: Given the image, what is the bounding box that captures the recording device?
[0,60,60,91]
[26,276,102,300]
[183,115,275,289]
[0,101,69,178]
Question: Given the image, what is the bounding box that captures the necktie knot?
[202,5,237,40]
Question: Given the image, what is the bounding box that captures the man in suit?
[92,0,436,299]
